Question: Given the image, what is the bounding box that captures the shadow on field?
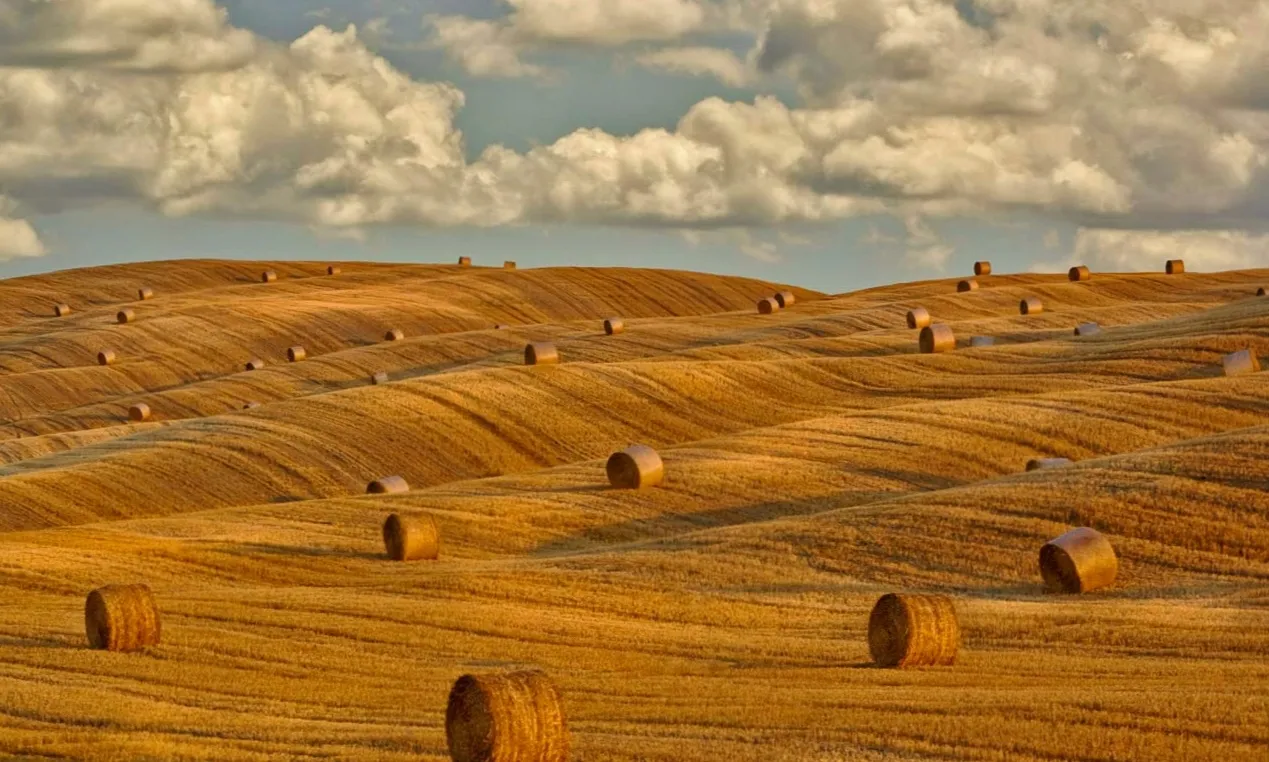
[224,542,383,561]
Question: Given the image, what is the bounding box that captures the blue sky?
[2,1,1265,291]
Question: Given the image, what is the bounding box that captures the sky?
[2,1,1269,293]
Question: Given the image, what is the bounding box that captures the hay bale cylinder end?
[1019,297,1043,316]
[245,359,265,371]
[116,309,135,324]
[957,279,978,293]
[867,593,959,668]
[1223,349,1261,377]
[137,287,154,300]
[368,475,409,494]
[757,297,779,314]
[287,346,307,363]
[774,291,796,308]
[382,513,440,561]
[919,324,955,354]
[1069,265,1091,282]
[458,256,472,267]
[446,671,569,762]
[128,403,151,423]
[1074,322,1101,337]
[384,328,405,342]
[1040,527,1118,594]
[1165,259,1184,275]
[85,584,160,652]
[604,318,624,336]
[327,265,341,275]
[973,261,992,276]
[261,270,277,283]
[906,307,931,329]
[54,303,71,317]
[606,445,664,489]
[97,350,117,366]
[525,342,559,366]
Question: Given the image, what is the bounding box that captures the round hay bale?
[97,350,116,366]
[382,513,440,561]
[371,372,389,385]
[446,670,569,762]
[956,279,978,293]
[458,256,472,267]
[970,336,995,348]
[287,346,306,363]
[1068,265,1091,282]
[524,342,559,366]
[504,261,516,269]
[327,265,341,276]
[54,303,71,317]
[1026,457,1072,471]
[757,297,779,314]
[85,584,160,652]
[242,402,261,410]
[973,261,992,276]
[137,287,154,300]
[116,308,135,324]
[494,324,510,330]
[1223,349,1261,377]
[384,328,405,342]
[919,324,955,354]
[245,358,265,371]
[774,291,796,308]
[1258,287,1266,297]
[128,403,151,423]
[367,475,409,494]
[604,318,624,336]
[867,593,959,668]
[1040,527,1118,594]
[1165,259,1184,275]
[1074,322,1101,336]
[606,445,664,489]
[261,270,277,283]
[1019,297,1043,315]
[905,307,931,329]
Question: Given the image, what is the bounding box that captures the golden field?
[0,258,1264,761]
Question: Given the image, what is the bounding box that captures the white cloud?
[635,46,752,87]
[0,216,45,260]
[1069,228,1269,272]
[427,15,546,79]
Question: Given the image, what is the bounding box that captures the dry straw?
[1165,259,1184,274]
[261,270,277,283]
[867,593,959,668]
[1019,297,1043,315]
[85,584,160,652]
[54,303,71,317]
[906,307,931,329]
[128,403,151,423]
[384,328,405,341]
[1223,349,1260,377]
[757,297,779,314]
[1040,527,1118,593]
[525,342,559,366]
[775,291,796,308]
[974,261,992,276]
[604,318,624,336]
[504,261,517,269]
[245,359,265,371]
[1026,457,1072,471]
[458,256,472,266]
[97,350,117,366]
[116,308,135,324]
[446,670,569,762]
[327,265,341,275]
[371,372,389,385]
[970,336,995,348]
[382,513,440,561]
[957,279,978,293]
[368,475,410,494]
[1074,322,1101,336]
[919,324,955,354]
[1069,265,1091,281]
[607,445,664,489]
[287,346,306,362]
[137,287,154,300]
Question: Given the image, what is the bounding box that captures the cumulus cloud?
[1068,228,1269,272]
[635,46,752,87]
[0,216,45,260]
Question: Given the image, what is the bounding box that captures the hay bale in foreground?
[1074,322,1101,336]
[906,307,931,329]
[97,350,117,366]
[957,279,978,293]
[85,584,160,652]
[458,256,472,267]
[446,671,569,762]
[384,328,405,342]
[757,297,779,314]
[1026,457,1072,471]
[382,513,440,561]
[974,261,992,276]
[606,445,664,489]
[128,403,151,423]
[245,359,265,371]
[604,318,624,335]
[970,336,995,348]
[368,475,409,494]
[137,287,154,300]
[1068,265,1091,281]
[919,324,955,353]
[524,342,559,366]
[1019,297,1043,315]
[261,270,277,283]
[774,291,796,308]
[1165,259,1184,275]
[54,303,71,317]
[867,593,959,668]
[327,265,341,275]
[116,308,135,324]
[1223,349,1260,377]
[371,372,389,385]
[504,261,516,269]
[1040,527,1118,594]
[287,346,306,362]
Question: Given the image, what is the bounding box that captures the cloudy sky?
[1,0,1267,291]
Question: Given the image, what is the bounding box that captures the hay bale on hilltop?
[245,359,265,371]
[1019,297,1043,315]
[54,303,71,317]
[957,279,978,293]
[367,475,409,494]
[1040,527,1118,593]
[606,445,664,489]
[327,265,341,276]
[919,324,955,354]
[504,261,516,269]
[384,328,405,342]
[458,256,472,267]
[446,671,569,762]
[974,261,992,276]
[906,307,931,329]
[525,342,559,366]
[287,346,306,362]
[371,372,389,385]
[1223,349,1260,377]
[1026,457,1072,471]
[137,287,154,301]
[97,350,117,366]
[116,309,135,325]
[1165,259,1184,275]
[867,593,959,668]
[382,513,440,561]
[85,584,160,652]
[757,297,779,314]
[128,403,151,423]
[604,318,624,336]
[775,291,796,308]
[970,336,995,348]
[1074,322,1101,336]
[261,270,277,283]
[1069,265,1091,282]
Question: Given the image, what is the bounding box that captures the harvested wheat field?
[0,258,1265,761]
